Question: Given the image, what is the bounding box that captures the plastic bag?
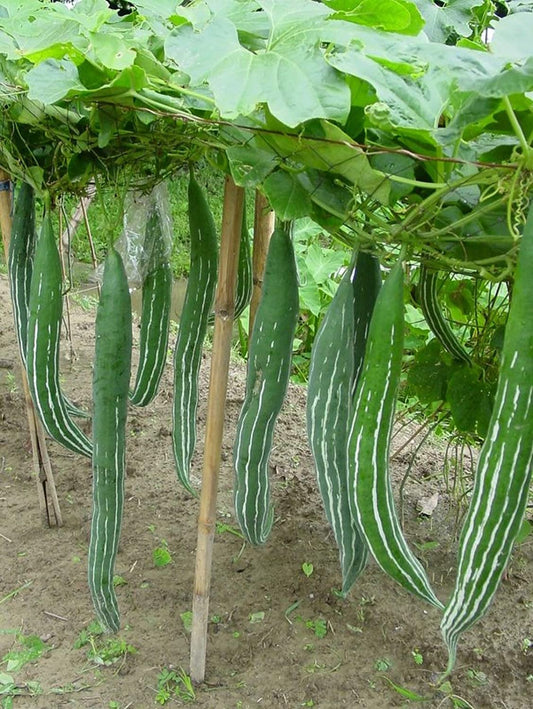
[95,182,173,288]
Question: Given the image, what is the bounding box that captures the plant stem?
[0,580,33,605]
[503,96,531,158]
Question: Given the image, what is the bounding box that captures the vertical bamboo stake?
[190,176,244,684]
[0,171,62,527]
[249,191,275,338]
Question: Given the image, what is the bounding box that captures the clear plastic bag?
[95,182,173,288]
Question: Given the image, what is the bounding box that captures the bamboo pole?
[249,191,275,338]
[0,171,62,527]
[189,176,244,684]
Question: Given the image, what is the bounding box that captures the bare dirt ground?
[0,273,532,708]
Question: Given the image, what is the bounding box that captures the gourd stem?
[503,96,531,158]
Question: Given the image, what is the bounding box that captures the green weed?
[155,667,195,705]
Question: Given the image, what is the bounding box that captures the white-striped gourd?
[307,249,382,594]
[130,201,173,407]
[208,195,252,325]
[419,264,471,364]
[233,221,299,545]
[351,251,382,397]
[440,205,533,674]
[172,171,218,494]
[347,260,444,609]
[88,247,132,633]
[26,209,92,458]
[8,181,36,369]
[234,198,253,320]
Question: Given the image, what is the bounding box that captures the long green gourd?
[440,206,533,674]
[233,221,299,545]
[88,248,132,633]
[8,181,36,368]
[234,197,253,320]
[347,260,444,610]
[418,264,471,363]
[26,208,92,458]
[172,170,218,494]
[307,250,381,594]
[351,251,383,396]
[130,201,173,407]
[208,198,252,325]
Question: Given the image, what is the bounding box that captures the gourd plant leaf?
[447,365,494,438]
[412,0,486,43]
[165,1,351,127]
[325,0,425,35]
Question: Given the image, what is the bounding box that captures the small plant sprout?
[180,611,193,633]
[302,562,314,578]
[374,657,392,672]
[411,648,424,665]
[305,618,327,639]
[248,611,265,624]
[153,539,172,567]
[155,667,195,705]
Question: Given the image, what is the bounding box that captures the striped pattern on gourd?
[26,210,92,458]
[172,171,218,494]
[207,199,252,325]
[419,264,471,363]
[233,221,299,545]
[8,181,36,368]
[129,197,172,407]
[307,257,363,594]
[347,261,444,609]
[88,248,132,633]
[440,206,533,674]
[234,201,253,320]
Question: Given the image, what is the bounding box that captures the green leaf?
[447,365,493,437]
[489,13,533,63]
[327,43,446,138]
[180,611,193,633]
[303,244,345,285]
[263,171,312,220]
[326,0,425,35]
[406,339,451,404]
[227,144,279,187]
[26,58,85,103]
[89,32,136,71]
[165,7,350,127]
[249,611,265,623]
[153,545,172,567]
[262,120,389,203]
[302,562,314,577]
[413,0,485,43]
[299,283,324,317]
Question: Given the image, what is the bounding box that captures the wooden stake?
[189,176,244,684]
[0,171,62,527]
[249,191,275,338]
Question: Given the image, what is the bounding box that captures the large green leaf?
[262,171,312,220]
[447,365,493,437]
[326,0,425,35]
[413,0,485,43]
[165,3,351,127]
[26,59,85,104]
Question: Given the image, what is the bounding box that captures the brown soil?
[0,273,532,709]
